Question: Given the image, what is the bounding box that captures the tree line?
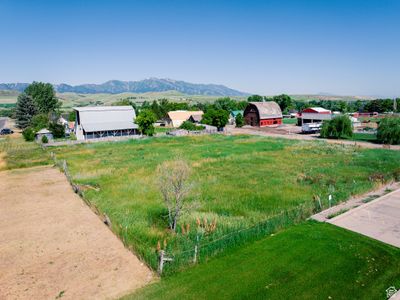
[14,82,65,141]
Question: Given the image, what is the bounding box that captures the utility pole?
[394,97,397,112]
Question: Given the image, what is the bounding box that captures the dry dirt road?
[0,166,153,300]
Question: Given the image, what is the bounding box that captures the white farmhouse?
[73,106,138,140]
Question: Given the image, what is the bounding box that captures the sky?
[0,0,399,97]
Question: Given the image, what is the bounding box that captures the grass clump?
[327,208,350,219]
[362,194,380,203]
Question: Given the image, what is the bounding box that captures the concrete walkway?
[0,166,153,300]
[328,188,400,248]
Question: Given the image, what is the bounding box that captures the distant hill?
[0,78,248,96]
[290,94,375,102]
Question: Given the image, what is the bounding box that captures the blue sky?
[1,0,399,97]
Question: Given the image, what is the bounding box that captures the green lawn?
[52,135,400,272]
[0,136,51,171]
[127,222,400,300]
[282,118,298,124]
[348,133,378,142]
[154,127,172,134]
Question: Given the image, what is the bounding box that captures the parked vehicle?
[302,122,322,133]
[0,128,14,135]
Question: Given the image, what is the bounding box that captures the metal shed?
[35,129,53,142]
[73,106,138,140]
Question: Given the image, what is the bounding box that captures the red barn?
[244,102,283,127]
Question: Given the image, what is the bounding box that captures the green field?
[127,222,400,300]
[52,135,400,272]
[0,136,51,171]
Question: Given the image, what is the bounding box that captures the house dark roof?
[248,102,282,119]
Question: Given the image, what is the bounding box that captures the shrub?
[48,122,65,138]
[235,113,244,128]
[41,135,48,144]
[22,127,35,141]
[179,121,205,131]
[320,115,352,139]
[377,117,400,145]
[136,109,157,136]
[70,132,77,141]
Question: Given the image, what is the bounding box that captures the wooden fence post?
[158,250,173,275]
[193,235,199,263]
[158,250,165,275]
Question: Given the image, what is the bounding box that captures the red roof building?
[299,107,332,125]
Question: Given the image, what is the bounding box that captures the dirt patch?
[0,152,6,169]
[0,166,154,300]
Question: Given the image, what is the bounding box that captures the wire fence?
[49,150,314,276]
[155,203,313,276]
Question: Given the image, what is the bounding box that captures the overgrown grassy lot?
[126,222,400,300]
[53,135,400,271]
[0,136,51,171]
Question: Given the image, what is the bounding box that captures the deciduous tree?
[157,160,192,232]
[320,115,353,139]
[136,109,157,136]
[25,82,60,114]
[377,117,400,145]
[201,109,229,129]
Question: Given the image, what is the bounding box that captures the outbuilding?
[243,102,282,127]
[73,106,138,140]
[299,107,332,125]
[229,110,244,125]
[165,111,204,127]
[35,129,53,142]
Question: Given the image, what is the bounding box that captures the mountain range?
[0,78,248,96]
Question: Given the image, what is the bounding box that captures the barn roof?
[36,128,51,134]
[83,121,138,132]
[303,107,331,113]
[249,102,282,119]
[73,106,137,133]
[230,110,243,117]
[73,106,134,112]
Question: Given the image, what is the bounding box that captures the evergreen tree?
[15,93,37,129]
